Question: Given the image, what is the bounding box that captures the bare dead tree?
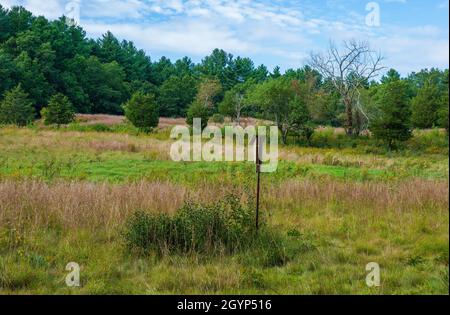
[310,40,385,136]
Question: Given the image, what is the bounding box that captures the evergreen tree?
[41,93,75,126]
[271,66,282,79]
[123,92,159,132]
[380,68,401,84]
[370,81,412,149]
[0,84,35,126]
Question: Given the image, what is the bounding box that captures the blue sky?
[1,0,448,75]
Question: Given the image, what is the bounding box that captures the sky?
[1,0,449,75]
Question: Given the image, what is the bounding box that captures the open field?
[0,117,448,294]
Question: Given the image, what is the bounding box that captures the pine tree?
[41,93,75,126]
[123,92,159,133]
[0,84,35,126]
[370,80,412,149]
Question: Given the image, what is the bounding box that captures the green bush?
[41,93,75,126]
[186,101,210,130]
[0,85,35,127]
[123,92,159,133]
[124,196,285,256]
[310,128,347,148]
[407,129,449,153]
[211,113,225,124]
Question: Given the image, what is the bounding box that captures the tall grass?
[1,179,447,231]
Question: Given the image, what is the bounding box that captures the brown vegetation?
[1,179,447,232]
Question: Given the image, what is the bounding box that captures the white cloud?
[83,18,258,57]
[0,0,19,9]
[22,0,64,19]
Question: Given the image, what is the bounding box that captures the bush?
[186,101,210,130]
[310,128,343,148]
[407,129,449,153]
[0,85,35,126]
[41,93,75,126]
[124,196,285,257]
[123,92,159,133]
[211,113,225,124]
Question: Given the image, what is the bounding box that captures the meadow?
[0,116,448,294]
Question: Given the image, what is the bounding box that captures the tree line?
[0,5,448,147]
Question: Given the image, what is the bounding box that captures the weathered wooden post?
[255,132,262,231]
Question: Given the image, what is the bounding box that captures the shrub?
[86,123,112,132]
[41,93,75,126]
[211,113,225,124]
[310,128,338,148]
[124,196,285,257]
[186,101,210,130]
[0,85,35,126]
[407,129,449,152]
[123,92,159,133]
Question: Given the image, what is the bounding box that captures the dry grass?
[76,114,126,126]
[268,179,449,213]
[0,180,252,231]
[75,114,267,130]
[1,178,447,232]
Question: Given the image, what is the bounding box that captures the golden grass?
[1,178,447,232]
[269,178,448,213]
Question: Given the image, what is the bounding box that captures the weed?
[125,196,252,254]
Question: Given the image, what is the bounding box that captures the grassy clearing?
[0,127,447,184]
[0,122,448,294]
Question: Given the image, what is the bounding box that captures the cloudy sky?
[1,0,448,75]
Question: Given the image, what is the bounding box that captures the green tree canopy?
[218,79,255,125]
[157,75,197,117]
[411,80,443,128]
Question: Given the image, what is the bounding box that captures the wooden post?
[256,133,261,231]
